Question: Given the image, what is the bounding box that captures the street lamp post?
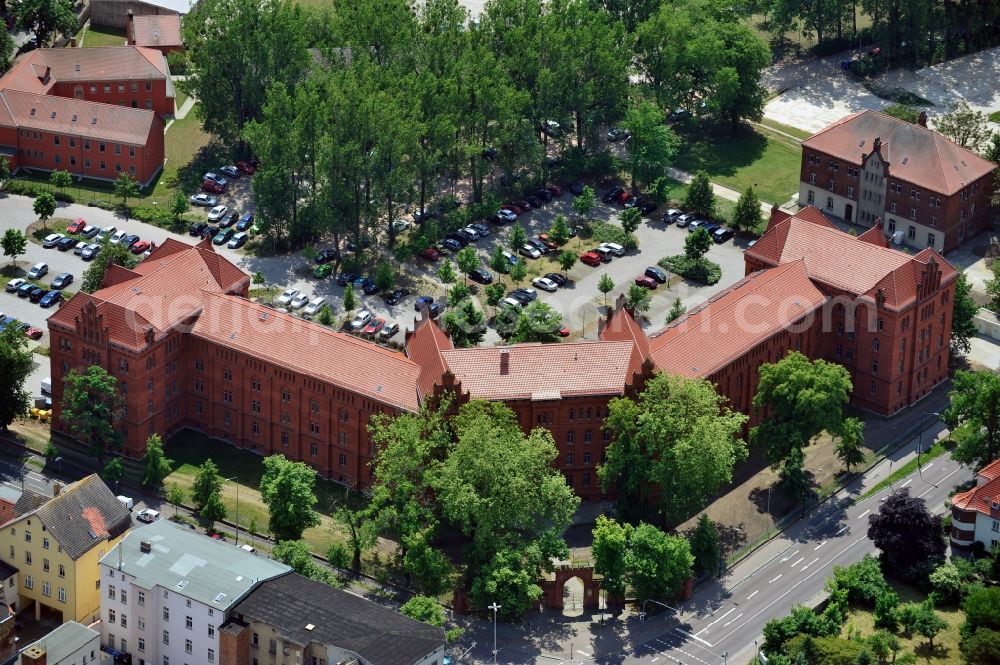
[225,476,240,546]
[919,411,941,478]
[488,602,501,665]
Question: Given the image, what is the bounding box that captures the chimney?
[140,540,152,553]
[21,645,47,665]
[499,349,509,375]
[873,136,881,153]
[127,10,135,45]
[52,483,62,496]
[917,111,927,127]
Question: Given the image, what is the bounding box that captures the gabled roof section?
[803,109,995,195]
[857,223,889,247]
[30,475,131,560]
[232,573,445,665]
[648,261,826,378]
[952,460,1000,517]
[405,317,454,400]
[599,295,649,377]
[0,89,159,145]
[131,15,183,48]
[794,205,838,228]
[439,340,637,401]
[102,262,144,289]
[19,46,170,82]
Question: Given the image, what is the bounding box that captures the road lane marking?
[714,536,866,645]
[674,627,713,647]
[723,612,744,627]
[814,540,827,550]
[790,558,804,567]
[696,608,736,635]
[918,465,962,498]
[923,462,934,470]
[858,509,871,519]
[769,574,782,583]
[801,556,820,571]
[576,649,590,657]
[836,526,848,535]
[746,590,759,600]
[652,658,659,662]
[900,478,913,488]
[780,549,800,562]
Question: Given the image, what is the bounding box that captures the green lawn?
[81,25,126,48]
[174,87,189,111]
[672,123,802,207]
[151,102,218,201]
[162,430,370,557]
[989,110,1000,123]
[758,118,811,141]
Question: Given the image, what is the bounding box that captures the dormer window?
[50,112,55,119]
[29,109,35,116]
[75,64,80,72]
[993,501,999,510]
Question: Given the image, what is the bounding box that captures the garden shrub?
[659,255,721,285]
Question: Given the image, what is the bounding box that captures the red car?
[634,275,658,289]
[537,234,558,249]
[236,160,256,175]
[363,317,385,335]
[24,327,43,340]
[580,251,602,267]
[130,240,151,254]
[617,190,632,205]
[558,324,570,337]
[202,179,224,194]
[516,199,532,212]
[547,185,563,197]
[500,202,522,215]
[66,218,86,234]
[420,247,442,261]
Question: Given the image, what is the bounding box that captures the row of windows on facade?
[565,471,593,487]
[20,575,67,602]
[18,150,138,175]
[105,632,215,664]
[106,608,215,637]
[248,633,332,665]
[564,449,607,465]
[75,81,154,94]
[19,130,138,156]
[195,359,364,409]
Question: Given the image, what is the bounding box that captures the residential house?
[127,13,184,54]
[0,475,131,622]
[950,458,1000,551]
[19,621,108,665]
[224,572,446,665]
[91,0,193,29]
[98,519,290,665]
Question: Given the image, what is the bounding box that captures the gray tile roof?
[22,621,100,662]
[31,475,131,560]
[100,520,290,611]
[231,573,445,665]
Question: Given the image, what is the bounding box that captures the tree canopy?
[867,488,945,579]
[0,324,33,431]
[260,454,321,541]
[60,366,123,464]
[944,370,1000,470]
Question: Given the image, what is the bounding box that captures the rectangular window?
[208,649,215,663]
[208,624,215,638]
[129,146,135,157]
[99,161,106,170]
[109,609,116,623]
[145,81,152,91]
[104,84,111,93]
[163,630,169,645]
[163,607,169,621]
[807,190,815,204]
[114,144,121,155]
[826,197,833,210]
[58,587,66,602]
[99,141,106,153]
[42,581,50,597]
[185,639,193,654]
[138,616,145,630]
[186,616,193,629]
[908,226,916,239]
[870,381,877,394]
[138,638,145,652]
[339,453,347,467]
[927,233,936,247]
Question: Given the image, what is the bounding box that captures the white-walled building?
[98,520,289,665]
[19,621,107,665]
[951,457,1000,551]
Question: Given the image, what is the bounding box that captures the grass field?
[840,580,964,664]
[81,25,126,48]
[672,123,802,207]
[151,103,217,201]
[758,118,811,141]
[990,110,1000,123]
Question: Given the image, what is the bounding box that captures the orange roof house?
[951,458,1000,551]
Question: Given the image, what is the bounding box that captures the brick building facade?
[798,110,994,254]
[0,47,172,186]
[48,212,958,498]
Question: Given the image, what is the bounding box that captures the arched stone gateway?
[541,565,601,610]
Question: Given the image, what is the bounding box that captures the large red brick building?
[799,110,994,253]
[47,210,959,498]
[0,46,172,185]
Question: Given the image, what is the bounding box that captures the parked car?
[616,190,632,205]
[363,317,385,336]
[187,222,207,237]
[558,324,570,337]
[441,237,463,252]
[645,266,668,283]
[349,310,372,330]
[303,297,327,316]
[98,225,117,241]
[579,251,602,267]
[607,127,631,141]
[500,202,523,215]
[688,219,706,232]
[207,205,229,222]
[5,278,24,292]
[66,219,86,234]
[662,209,682,224]
[23,326,43,340]
[713,227,735,243]
[121,235,141,249]
[56,237,77,252]
[201,179,224,194]
[468,223,490,238]
[525,239,550,255]
[544,272,567,287]
[42,233,64,248]
[236,160,256,175]
[384,288,410,306]
[228,232,248,249]
[203,172,228,188]
[532,276,558,292]
[547,184,564,197]
[501,250,518,267]
[212,228,234,245]
[534,188,553,202]
[81,225,100,239]
[336,272,360,287]
[39,290,62,308]
[189,193,217,207]
[360,278,379,295]
[456,228,478,243]
[73,241,88,255]
[493,209,517,224]
[236,213,255,232]
[636,198,658,215]
[28,287,46,303]
[81,243,101,260]
[702,223,721,237]
[379,321,400,339]
[200,226,218,240]
[219,211,239,228]
[501,296,523,309]
[392,219,411,234]
[412,210,438,224]
[414,295,435,311]
[420,247,442,261]
[50,272,73,289]
[509,288,537,304]
[469,268,493,284]
[28,264,48,280]
[675,213,695,228]
[130,240,151,254]
[599,242,626,257]
[219,165,240,178]
[289,293,309,309]
[276,288,300,306]
[17,282,36,297]
[312,264,333,279]
[602,187,625,204]
[634,275,658,289]
[314,249,339,264]
[519,244,541,260]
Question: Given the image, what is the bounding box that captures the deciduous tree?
[191,459,224,515]
[622,100,679,189]
[333,505,377,573]
[455,246,479,283]
[272,540,323,579]
[61,366,123,464]
[951,272,978,355]
[141,434,173,489]
[961,627,1000,665]
[261,454,321,542]
[400,595,446,627]
[1,229,26,269]
[103,458,123,489]
[572,186,596,218]
[436,259,457,285]
[684,171,715,218]
[620,207,642,236]
[508,223,527,253]
[666,297,686,323]
[443,299,487,347]
[935,101,991,151]
[867,488,945,577]
[0,326,32,431]
[550,215,571,245]
[81,239,138,293]
[375,261,397,292]
[597,273,615,308]
[732,185,762,234]
[113,173,139,210]
[167,483,185,515]
[913,601,947,649]
[171,191,189,225]
[600,373,748,524]
[49,169,71,194]
[684,227,712,261]
[626,523,694,602]
[15,0,78,48]
[591,516,631,603]
[944,370,1000,470]
[558,249,577,276]
[835,417,866,473]
[624,283,651,317]
[33,192,56,229]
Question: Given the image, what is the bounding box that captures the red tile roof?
[952,458,1000,517]
[0,89,159,145]
[803,110,996,195]
[598,296,650,377]
[439,340,638,401]
[131,15,183,48]
[31,46,169,82]
[748,208,958,310]
[857,223,889,247]
[648,261,826,377]
[190,292,421,411]
[405,317,455,400]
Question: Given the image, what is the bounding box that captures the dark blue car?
[39,290,63,308]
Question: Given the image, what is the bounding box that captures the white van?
[238,544,256,554]
[136,509,160,523]
[40,377,51,395]
[117,496,134,511]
